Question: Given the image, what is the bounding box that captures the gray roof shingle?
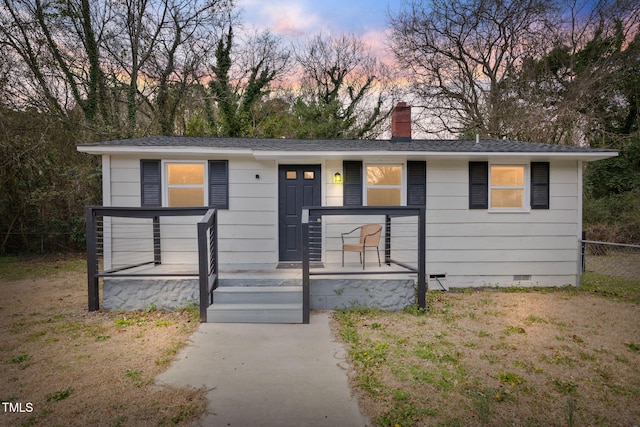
[79,136,615,153]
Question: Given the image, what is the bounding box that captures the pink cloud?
[361,29,395,65]
[239,0,322,38]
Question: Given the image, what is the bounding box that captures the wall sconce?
[333,172,343,184]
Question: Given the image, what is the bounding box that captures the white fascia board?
[253,150,618,161]
[76,145,253,156]
[76,145,618,162]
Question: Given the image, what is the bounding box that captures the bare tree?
[0,0,111,125]
[293,32,399,139]
[103,0,233,136]
[389,0,560,138]
[0,0,233,136]
[207,25,291,136]
[145,0,232,135]
[512,0,639,145]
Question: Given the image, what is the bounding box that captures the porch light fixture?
[333,172,343,184]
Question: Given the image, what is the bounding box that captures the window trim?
[140,159,229,209]
[163,160,208,207]
[363,163,405,206]
[342,161,426,207]
[488,163,529,212]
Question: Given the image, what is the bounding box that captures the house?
[78,103,617,320]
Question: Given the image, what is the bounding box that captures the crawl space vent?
[429,274,448,291]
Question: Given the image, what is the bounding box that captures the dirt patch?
[334,290,640,426]
[0,260,207,426]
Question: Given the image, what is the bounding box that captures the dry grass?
[0,256,207,427]
[334,287,640,426]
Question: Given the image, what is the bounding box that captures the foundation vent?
[513,275,532,281]
[428,274,448,291]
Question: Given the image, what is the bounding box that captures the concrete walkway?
[156,312,370,427]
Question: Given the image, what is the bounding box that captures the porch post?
[301,209,310,324]
[198,219,208,322]
[85,206,99,311]
[417,207,426,309]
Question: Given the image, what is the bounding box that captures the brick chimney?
[391,102,411,142]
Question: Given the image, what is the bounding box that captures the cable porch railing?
[84,206,218,322]
[301,206,426,324]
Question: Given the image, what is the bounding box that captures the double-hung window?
[365,165,403,206]
[140,159,228,209]
[490,165,525,209]
[166,162,206,207]
[342,161,426,207]
[469,162,549,210]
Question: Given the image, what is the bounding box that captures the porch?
[101,262,416,323]
[85,206,425,324]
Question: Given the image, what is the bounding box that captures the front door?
[278,165,321,261]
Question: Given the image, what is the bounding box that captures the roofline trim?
[76,145,618,161]
[77,146,254,155]
[252,150,617,160]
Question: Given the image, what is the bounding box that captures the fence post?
[302,209,310,324]
[581,231,586,273]
[85,207,99,311]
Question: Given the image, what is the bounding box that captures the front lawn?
[334,283,640,426]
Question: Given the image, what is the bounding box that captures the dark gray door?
[278,165,321,261]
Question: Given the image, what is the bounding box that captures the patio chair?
[341,224,382,270]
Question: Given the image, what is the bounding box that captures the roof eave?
[76,145,254,156]
[252,150,618,161]
[76,145,618,161]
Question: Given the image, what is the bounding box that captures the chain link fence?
[581,240,640,280]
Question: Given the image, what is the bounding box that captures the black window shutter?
[531,162,550,209]
[208,160,229,209]
[343,161,363,206]
[140,160,161,207]
[469,162,488,209]
[407,161,426,206]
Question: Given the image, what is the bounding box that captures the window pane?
[168,188,204,207]
[286,171,297,179]
[168,164,204,185]
[367,166,401,185]
[491,189,523,208]
[304,171,314,179]
[367,188,401,206]
[491,166,524,186]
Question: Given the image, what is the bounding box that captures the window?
[468,162,550,211]
[140,159,228,209]
[366,165,402,206]
[490,165,525,209]
[342,161,426,207]
[167,162,205,207]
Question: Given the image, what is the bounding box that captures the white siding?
[426,159,580,287]
[106,156,277,267]
[103,155,583,287]
[110,157,141,207]
[218,158,277,265]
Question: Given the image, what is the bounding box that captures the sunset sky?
[237,0,403,59]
